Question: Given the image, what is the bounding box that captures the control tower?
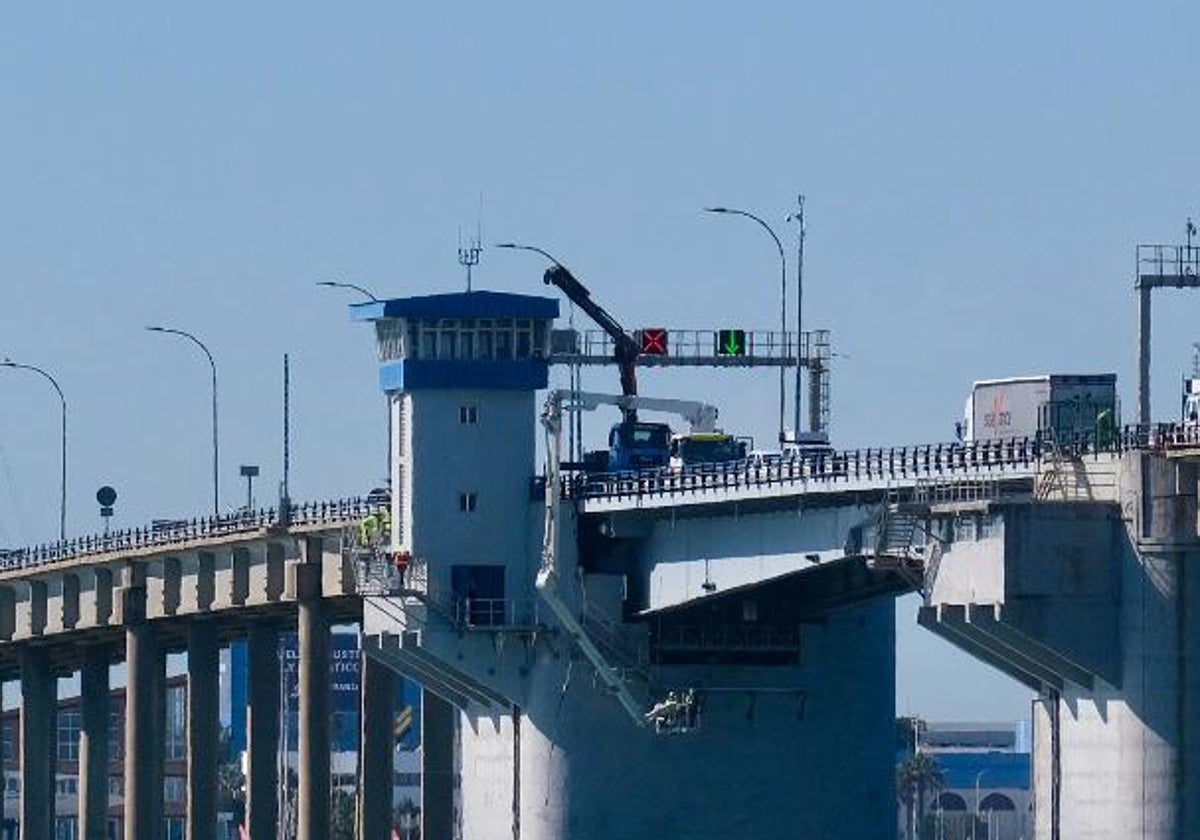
[352,288,896,840]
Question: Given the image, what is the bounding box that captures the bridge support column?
[187,620,220,840]
[358,643,394,840]
[124,591,165,840]
[19,646,56,840]
[247,621,280,840]
[79,645,110,840]
[297,538,331,840]
[422,691,455,840]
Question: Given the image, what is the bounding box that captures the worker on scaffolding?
[393,549,411,589]
[359,508,392,549]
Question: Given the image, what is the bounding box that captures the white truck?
[962,374,1118,442]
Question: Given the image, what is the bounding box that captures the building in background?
[898,720,1032,840]
[222,628,423,834]
[2,676,190,840]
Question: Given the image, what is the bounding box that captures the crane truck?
[537,388,711,729]
[541,261,744,471]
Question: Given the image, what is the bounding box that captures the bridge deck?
[570,423,1200,513]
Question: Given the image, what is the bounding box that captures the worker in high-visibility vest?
[379,507,392,542]
[359,513,382,546]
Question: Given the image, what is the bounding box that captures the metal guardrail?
[567,423,1200,502]
[452,597,543,629]
[1,496,385,574]
[1137,243,1200,279]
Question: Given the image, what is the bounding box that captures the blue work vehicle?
[608,421,673,471]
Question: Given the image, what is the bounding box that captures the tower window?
[459,405,478,424]
[458,492,477,512]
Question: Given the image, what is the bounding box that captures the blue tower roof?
[352,288,560,393]
[350,290,559,322]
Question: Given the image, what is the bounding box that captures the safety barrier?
[568,423,1200,502]
[0,496,384,574]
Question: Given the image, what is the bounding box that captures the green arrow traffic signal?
[716,329,746,356]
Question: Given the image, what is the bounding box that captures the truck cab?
[669,432,748,469]
[608,421,673,471]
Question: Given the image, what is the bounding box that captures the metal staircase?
[865,488,928,591]
[1037,426,1069,500]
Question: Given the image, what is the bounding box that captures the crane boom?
[544,265,641,410]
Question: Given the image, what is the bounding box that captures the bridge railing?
[567,423,1200,502]
[566,437,1042,501]
[0,496,384,574]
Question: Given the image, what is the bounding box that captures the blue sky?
[1,3,1197,719]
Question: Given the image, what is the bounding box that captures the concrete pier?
[297,539,331,840]
[20,646,55,840]
[79,645,110,840]
[919,452,1200,839]
[124,589,166,840]
[359,639,394,840]
[422,691,455,840]
[187,620,220,840]
[247,621,280,840]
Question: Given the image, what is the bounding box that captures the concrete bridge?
[0,497,388,840]
[3,418,1198,839]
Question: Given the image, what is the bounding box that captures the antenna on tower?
[1192,342,1200,378]
[459,200,483,291]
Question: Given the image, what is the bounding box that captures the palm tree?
[897,752,945,839]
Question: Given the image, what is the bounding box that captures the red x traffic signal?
[638,328,669,356]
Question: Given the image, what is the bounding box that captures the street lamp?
[494,242,567,267]
[146,326,219,516]
[704,206,788,443]
[786,195,806,438]
[318,280,386,483]
[315,280,379,302]
[973,769,989,840]
[0,359,67,541]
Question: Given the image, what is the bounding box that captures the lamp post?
[495,242,584,461]
[315,280,379,302]
[973,769,988,840]
[147,327,219,516]
[318,280,386,485]
[0,359,67,541]
[704,206,788,443]
[787,195,806,437]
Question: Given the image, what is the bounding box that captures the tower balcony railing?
[451,597,544,631]
[1137,243,1200,280]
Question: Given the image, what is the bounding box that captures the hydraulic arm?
[544,264,641,416]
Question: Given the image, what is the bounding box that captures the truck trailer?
[963,374,1118,443]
